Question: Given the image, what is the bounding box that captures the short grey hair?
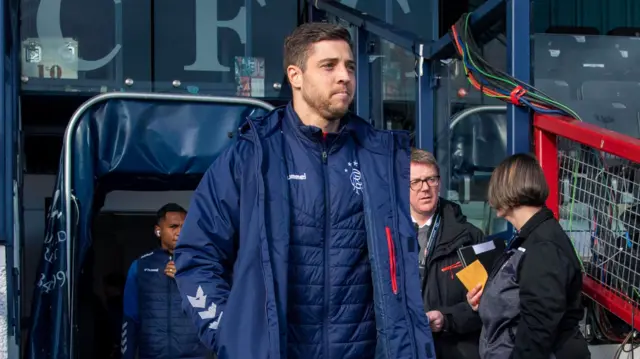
[411,148,440,175]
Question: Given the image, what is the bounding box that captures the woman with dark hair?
[466,153,590,359]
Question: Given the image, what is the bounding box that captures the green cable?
[459,13,586,270]
[460,14,584,121]
[456,11,628,274]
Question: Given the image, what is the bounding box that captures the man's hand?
[466,284,484,311]
[426,310,444,332]
[165,261,176,279]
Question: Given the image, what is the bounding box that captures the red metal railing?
[534,113,640,330]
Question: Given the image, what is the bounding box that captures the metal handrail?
[448,105,506,130]
[62,92,275,359]
[447,104,506,196]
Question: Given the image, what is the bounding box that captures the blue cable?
[454,33,569,117]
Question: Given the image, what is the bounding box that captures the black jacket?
[506,208,589,359]
[420,199,485,359]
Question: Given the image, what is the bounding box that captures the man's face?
[156,211,185,251]
[289,39,356,120]
[410,162,440,216]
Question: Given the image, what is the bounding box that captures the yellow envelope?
[455,259,488,291]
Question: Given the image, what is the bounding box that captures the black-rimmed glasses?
[410,176,440,191]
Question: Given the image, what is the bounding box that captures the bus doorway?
[26,93,275,359]
[76,211,157,359]
[75,189,193,358]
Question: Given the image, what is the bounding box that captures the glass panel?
[533,33,640,139]
[19,0,297,97]
[377,38,416,131]
[434,60,508,235]
[390,1,434,41]
[20,0,153,92]
[323,16,416,130]
[152,0,297,98]
[339,0,434,41]
[338,0,386,23]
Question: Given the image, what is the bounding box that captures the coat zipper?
[245,117,282,359]
[322,135,331,359]
[385,227,399,294]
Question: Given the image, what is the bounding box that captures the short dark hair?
[156,203,187,224]
[487,153,549,211]
[283,22,351,72]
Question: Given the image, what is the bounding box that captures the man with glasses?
[410,148,485,359]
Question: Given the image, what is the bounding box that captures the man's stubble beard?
[302,89,349,121]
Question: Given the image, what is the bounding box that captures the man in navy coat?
[121,203,212,359]
[174,23,435,359]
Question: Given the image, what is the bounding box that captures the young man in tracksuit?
[172,23,435,359]
[120,203,213,359]
[410,149,485,359]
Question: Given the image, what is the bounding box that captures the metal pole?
[415,44,433,151]
[370,38,383,128]
[355,27,370,122]
[0,0,16,348]
[534,126,559,218]
[63,92,275,357]
[506,0,532,155]
[416,0,439,151]
[503,0,532,238]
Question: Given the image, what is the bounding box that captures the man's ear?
[287,65,303,90]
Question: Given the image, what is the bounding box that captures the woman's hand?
[466,284,484,311]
